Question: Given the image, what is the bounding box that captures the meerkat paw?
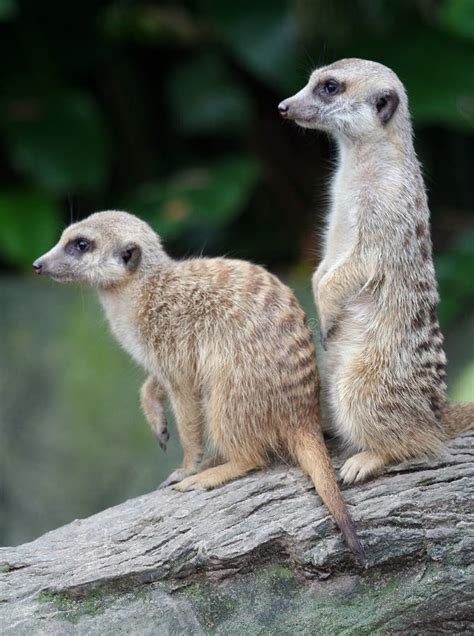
[158,467,197,489]
[174,462,257,492]
[173,474,207,492]
[340,452,387,484]
[155,427,170,452]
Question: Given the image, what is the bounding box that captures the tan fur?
[34,211,365,562]
[280,58,473,483]
[442,403,474,437]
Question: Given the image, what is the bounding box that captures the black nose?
[32,260,43,274]
[278,102,289,117]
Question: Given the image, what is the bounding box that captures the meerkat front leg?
[315,259,367,348]
[311,264,330,347]
[140,376,170,451]
[159,388,204,488]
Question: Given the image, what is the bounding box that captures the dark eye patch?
[65,237,94,255]
[316,78,345,100]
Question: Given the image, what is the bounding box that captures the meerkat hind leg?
[174,461,258,492]
[199,453,225,470]
[340,451,388,484]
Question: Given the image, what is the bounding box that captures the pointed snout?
[278,95,302,121]
[278,101,289,118]
[33,250,54,276]
[278,87,311,123]
[32,259,43,274]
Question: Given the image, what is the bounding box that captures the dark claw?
[321,332,328,351]
[156,427,170,453]
[158,475,177,489]
[158,468,190,489]
[321,323,336,350]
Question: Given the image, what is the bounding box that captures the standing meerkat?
[279,58,473,483]
[33,211,365,561]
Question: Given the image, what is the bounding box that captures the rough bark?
[1,431,473,635]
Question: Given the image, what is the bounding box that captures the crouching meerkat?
[33,211,365,561]
[279,58,473,484]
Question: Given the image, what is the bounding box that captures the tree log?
[1,431,473,635]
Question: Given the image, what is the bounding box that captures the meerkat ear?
[374,89,399,124]
[121,243,141,272]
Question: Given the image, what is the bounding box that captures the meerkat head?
[33,211,168,288]
[278,58,408,141]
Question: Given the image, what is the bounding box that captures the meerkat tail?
[442,403,474,437]
[292,433,366,564]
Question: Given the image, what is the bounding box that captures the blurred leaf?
[102,4,200,44]
[451,360,474,401]
[0,0,17,20]
[439,0,474,40]
[0,192,61,267]
[436,229,474,324]
[167,53,253,134]
[130,156,260,238]
[206,0,303,92]
[3,92,110,193]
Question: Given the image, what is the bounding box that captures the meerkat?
[33,211,365,561]
[278,58,473,484]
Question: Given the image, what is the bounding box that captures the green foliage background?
[1,0,473,545]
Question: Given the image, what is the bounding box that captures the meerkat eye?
[65,237,92,255]
[74,238,90,252]
[322,79,340,96]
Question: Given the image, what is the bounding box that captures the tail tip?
[351,538,367,567]
[340,518,366,566]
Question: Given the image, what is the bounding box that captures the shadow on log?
[1,431,473,634]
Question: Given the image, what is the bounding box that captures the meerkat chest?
[99,293,149,369]
[323,163,360,266]
[324,201,358,266]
